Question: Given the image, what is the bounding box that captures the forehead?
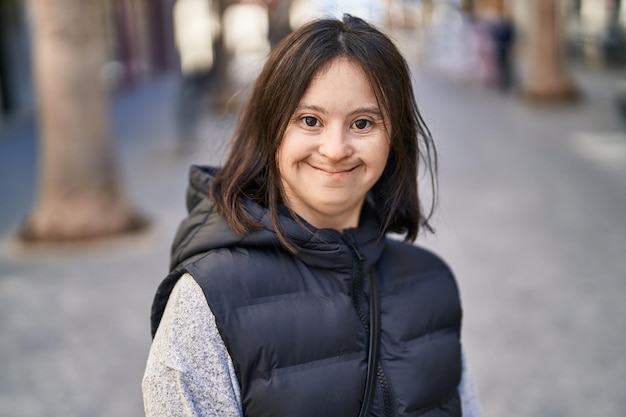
[292,57,391,126]
[299,58,377,104]
[309,58,369,87]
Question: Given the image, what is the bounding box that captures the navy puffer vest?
[151,166,463,417]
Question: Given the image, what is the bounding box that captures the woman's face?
[277,58,390,230]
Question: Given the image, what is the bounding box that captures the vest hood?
[169,165,385,273]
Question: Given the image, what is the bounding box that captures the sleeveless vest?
[151,165,463,417]
[182,236,462,417]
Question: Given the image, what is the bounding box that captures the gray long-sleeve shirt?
[142,273,484,417]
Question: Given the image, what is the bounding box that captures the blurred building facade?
[0,0,33,126]
[2,0,626,127]
[465,0,625,68]
[0,0,178,128]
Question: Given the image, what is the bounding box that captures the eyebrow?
[296,104,383,119]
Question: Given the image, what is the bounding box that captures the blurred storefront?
[421,0,624,93]
[101,0,178,88]
[0,0,178,127]
[567,0,626,66]
[464,0,626,68]
[0,0,33,126]
[2,0,625,127]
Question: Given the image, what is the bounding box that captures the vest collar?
[241,196,385,273]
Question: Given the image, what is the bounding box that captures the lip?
[309,164,358,175]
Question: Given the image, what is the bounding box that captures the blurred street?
[1,29,626,417]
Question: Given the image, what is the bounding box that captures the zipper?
[344,233,394,417]
[377,363,394,417]
[344,233,368,334]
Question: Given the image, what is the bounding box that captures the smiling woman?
[143,14,483,417]
[278,58,390,231]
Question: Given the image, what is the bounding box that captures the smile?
[310,164,358,175]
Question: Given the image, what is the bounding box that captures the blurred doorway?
[0,0,34,125]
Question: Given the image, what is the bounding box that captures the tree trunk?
[19,0,147,242]
[267,0,292,49]
[521,0,579,103]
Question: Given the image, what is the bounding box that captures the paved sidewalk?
[0,74,236,417]
[1,58,626,416]
[414,64,626,417]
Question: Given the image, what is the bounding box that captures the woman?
[143,14,482,417]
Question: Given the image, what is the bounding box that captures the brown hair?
[211,14,437,248]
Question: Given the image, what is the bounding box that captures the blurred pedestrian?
[491,15,515,91]
[467,16,498,85]
[267,0,293,48]
[172,0,220,151]
[143,14,483,417]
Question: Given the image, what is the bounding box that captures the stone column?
[520,0,579,103]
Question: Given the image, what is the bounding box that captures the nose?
[318,125,353,161]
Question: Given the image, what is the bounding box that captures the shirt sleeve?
[142,273,243,417]
[458,350,484,417]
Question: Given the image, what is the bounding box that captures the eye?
[302,116,320,127]
[352,119,372,130]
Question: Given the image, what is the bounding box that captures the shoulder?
[381,237,454,277]
[151,274,241,384]
[378,238,460,302]
[155,274,219,352]
[186,244,291,284]
[149,273,235,375]
[184,245,300,307]
[378,239,463,321]
[170,273,209,315]
[144,274,244,416]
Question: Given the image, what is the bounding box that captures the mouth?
[310,164,358,175]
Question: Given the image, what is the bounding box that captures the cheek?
[277,130,310,166]
[369,145,391,188]
[372,139,391,172]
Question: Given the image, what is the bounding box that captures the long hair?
[211,14,437,249]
